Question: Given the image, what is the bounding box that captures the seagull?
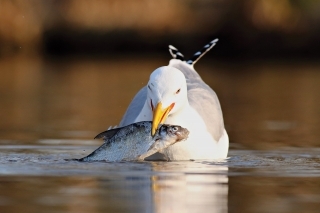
[119,39,229,160]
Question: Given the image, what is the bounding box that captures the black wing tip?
[169,45,185,61]
[186,38,219,65]
[169,45,177,51]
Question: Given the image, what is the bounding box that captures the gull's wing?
[169,59,225,141]
[167,39,224,141]
[119,86,147,126]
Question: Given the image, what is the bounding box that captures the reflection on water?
[1,56,320,213]
[1,145,320,213]
[151,163,228,213]
[0,144,229,213]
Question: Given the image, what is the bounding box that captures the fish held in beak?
[151,102,175,136]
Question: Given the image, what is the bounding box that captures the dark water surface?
[1,56,320,213]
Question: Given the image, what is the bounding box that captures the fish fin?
[169,45,185,61]
[136,154,147,161]
[147,142,158,152]
[186,38,218,65]
[94,128,121,140]
[135,140,160,161]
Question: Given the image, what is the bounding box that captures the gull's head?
[147,66,188,136]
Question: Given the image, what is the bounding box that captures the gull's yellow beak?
[152,102,175,136]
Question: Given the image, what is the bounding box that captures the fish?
[78,121,189,162]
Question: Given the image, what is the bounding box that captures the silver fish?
[78,121,189,162]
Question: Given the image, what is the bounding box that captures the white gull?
[119,39,229,160]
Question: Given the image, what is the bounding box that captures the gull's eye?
[176,89,181,94]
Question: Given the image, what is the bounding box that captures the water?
[1,56,320,213]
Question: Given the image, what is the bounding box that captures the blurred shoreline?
[1,0,319,60]
[42,29,320,60]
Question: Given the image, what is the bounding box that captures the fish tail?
[64,158,85,162]
[169,45,185,61]
[77,157,86,162]
[186,38,219,65]
[76,152,96,162]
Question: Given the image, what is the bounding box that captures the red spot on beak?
[160,103,175,123]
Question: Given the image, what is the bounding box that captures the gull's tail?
[169,45,185,61]
[186,38,219,65]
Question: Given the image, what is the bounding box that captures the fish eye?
[176,89,180,94]
[172,126,179,132]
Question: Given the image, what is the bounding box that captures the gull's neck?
[135,101,153,122]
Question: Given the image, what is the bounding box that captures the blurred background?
[1,0,320,149]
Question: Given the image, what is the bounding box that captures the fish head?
[159,124,189,143]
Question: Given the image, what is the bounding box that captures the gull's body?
[119,39,228,160]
